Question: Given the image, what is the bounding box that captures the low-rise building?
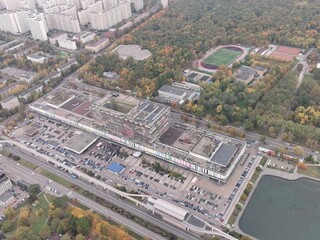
[13,46,35,58]
[0,191,14,207]
[27,53,46,64]
[103,71,118,79]
[0,172,13,196]
[85,37,109,53]
[19,85,43,102]
[58,39,78,51]
[73,31,96,45]
[41,71,62,84]
[48,32,68,45]
[158,82,201,104]
[57,60,79,72]
[252,65,268,76]
[0,83,19,98]
[0,40,19,51]
[0,67,36,83]
[111,44,152,61]
[234,66,257,84]
[0,95,20,110]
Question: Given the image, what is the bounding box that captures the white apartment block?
[161,0,168,8]
[3,0,20,11]
[102,0,118,10]
[132,0,143,11]
[58,39,77,50]
[45,13,80,33]
[0,178,13,196]
[14,10,31,33]
[27,12,48,41]
[0,12,19,33]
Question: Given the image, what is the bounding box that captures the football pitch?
[203,48,242,66]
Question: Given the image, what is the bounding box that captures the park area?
[298,165,320,179]
[2,192,53,239]
[203,47,242,66]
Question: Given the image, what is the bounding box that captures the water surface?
[239,176,320,240]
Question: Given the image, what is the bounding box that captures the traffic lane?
[7,146,200,240]
[1,155,167,240]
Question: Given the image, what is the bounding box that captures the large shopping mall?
[30,86,246,183]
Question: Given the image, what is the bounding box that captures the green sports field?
[203,48,242,66]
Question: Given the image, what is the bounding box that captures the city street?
[3,143,202,240]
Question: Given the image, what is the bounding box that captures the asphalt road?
[0,154,167,240]
[6,145,201,240]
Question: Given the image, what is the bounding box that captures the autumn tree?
[293,146,304,156]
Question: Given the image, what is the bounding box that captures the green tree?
[53,196,68,209]
[39,224,51,239]
[313,69,320,80]
[305,154,314,162]
[50,218,61,233]
[77,216,92,236]
[2,221,13,233]
[259,135,266,144]
[28,184,40,195]
[4,207,15,220]
[60,233,72,240]
[76,234,85,240]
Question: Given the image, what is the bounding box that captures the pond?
[239,175,320,240]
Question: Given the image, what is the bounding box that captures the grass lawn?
[298,166,320,179]
[29,192,51,234]
[203,48,242,66]
[19,159,38,170]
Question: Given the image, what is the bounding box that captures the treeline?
[79,53,184,97]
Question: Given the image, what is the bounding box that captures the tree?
[77,216,92,236]
[50,218,61,233]
[53,196,68,209]
[28,194,38,204]
[236,203,242,211]
[305,154,314,162]
[4,207,15,220]
[18,216,30,227]
[2,221,13,233]
[76,234,85,240]
[278,146,288,156]
[259,135,266,144]
[15,226,38,240]
[297,162,308,170]
[60,233,72,240]
[293,146,304,156]
[39,224,51,239]
[314,69,320,80]
[28,184,40,195]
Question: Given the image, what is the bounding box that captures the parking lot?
[267,157,295,172]
[10,114,259,222]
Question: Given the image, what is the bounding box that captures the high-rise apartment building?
[27,12,48,41]
[3,0,20,11]
[132,0,143,11]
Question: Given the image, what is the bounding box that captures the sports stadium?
[197,45,248,72]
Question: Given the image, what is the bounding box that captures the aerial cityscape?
[0,0,319,239]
